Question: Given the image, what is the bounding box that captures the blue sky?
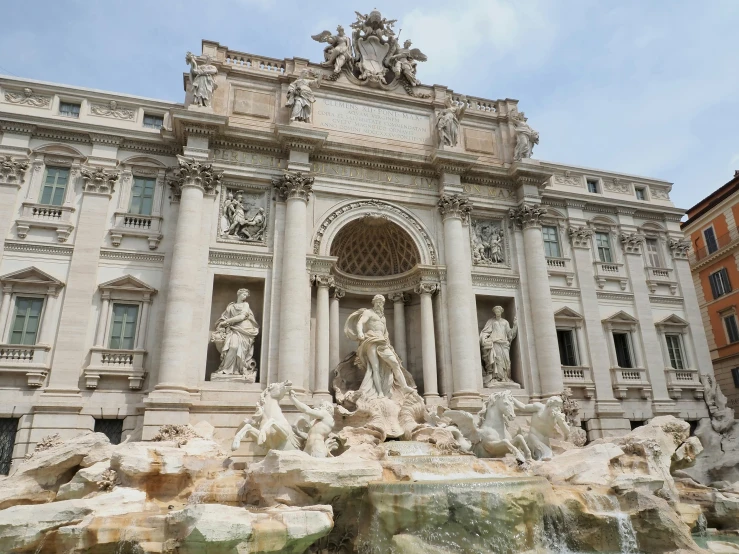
[1,0,737,211]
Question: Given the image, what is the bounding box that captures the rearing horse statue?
[231,380,301,452]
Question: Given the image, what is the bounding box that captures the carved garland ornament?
[80,167,119,194]
[0,155,29,184]
[90,100,135,120]
[272,171,314,201]
[4,87,51,108]
[568,226,594,248]
[438,194,473,222]
[508,204,547,229]
[168,156,223,199]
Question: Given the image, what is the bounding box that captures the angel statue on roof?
[311,26,353,75]
[387,39,428,87]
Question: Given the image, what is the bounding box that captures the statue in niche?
[287,69,322,123]
[435,95,467,148]
[512,111,539,161]
[311,26,353,75]
[472,221,504,265]
[515,396,570,461]
[344,294,416,399]
[289,389,340,458]
[222,190,266,242]
[387,39,427,87]
[185,52,217,108]
[480,306,518,386]
[210,288,259,382]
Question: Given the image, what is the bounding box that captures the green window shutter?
[9,297,44,345]
[109,304,139,350]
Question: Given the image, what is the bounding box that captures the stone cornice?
[431,150,478,175]
[508,159,553,189]
[208,249,273,269]
[0,121,37,135]
[274,124,328,153]
[89,133,123,146]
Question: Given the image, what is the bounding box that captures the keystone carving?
[272,171,314,201]
[80,167,119,194]
[568,226,594,249]
[168,156,223,199]
[508,204,547,229]
[438,194,473,222]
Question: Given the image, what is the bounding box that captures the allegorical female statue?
[435,95,467,147]
[286,69,322,123]
[210,288,259,382]
[186,52,218,108]
[480,306,518,386]
[511,111,539,161]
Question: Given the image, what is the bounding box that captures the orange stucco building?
[683,171,739,409]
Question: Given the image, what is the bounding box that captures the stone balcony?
[0,343,51,387]
[84,347,147,390]
[610,366,652,399]
[16,202,75,242]
[593,261,628,290]
[665,368,703,400]
[561,366,595,398]
[645,266,678,295]
[109,212,163,250]
[546,257,575,286]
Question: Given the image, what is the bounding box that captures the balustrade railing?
[224,52,285,73]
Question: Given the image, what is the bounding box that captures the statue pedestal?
[483,381,521,391]
[186,104,214,113]
[210,373,256,384]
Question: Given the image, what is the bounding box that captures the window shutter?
[710,273,720,299]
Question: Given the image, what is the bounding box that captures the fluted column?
[510,203,564,397]
[155,157,222,396]
[274,171,314,393]
[415,282,440,400]
[388,292,409,364]
[312,274,333,399]
[329,287,344,371]
[438,194,481,408]
[0,285,13,339]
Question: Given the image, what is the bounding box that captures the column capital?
[330,286,345,300]
[0,155,29,187]
[273,171,314,202]
[438,193,473,222]
[80,167,119,195]
[167,155,223,200]
[388,291,410,304]
[568,226,594,249]
[509,203,547,229]
[668,238,691,260]
[311,274,334,288]
[414,282,439,296]
[619,232,645,255]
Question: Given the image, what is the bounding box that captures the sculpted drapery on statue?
[210,288,259,382]
[286,69,322,123]
[311,26,353,76]
[344,294,416,400]
[222,190,266,242]
[185,51,217,108]
[480,306,518,385]
[512,111,539,161]
[436,95,466,147]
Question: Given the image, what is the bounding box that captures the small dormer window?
[635,187,646,200]
[59,102,80,118]
[587,178,599,193]
[143,114,164,129]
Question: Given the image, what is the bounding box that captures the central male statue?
[344,294,416,400]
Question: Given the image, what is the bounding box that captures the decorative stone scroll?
[508,204,547,229]
[0,155,29,185]
[669,238,691,260]
[620,232,645,255]
[168,156,223,199]
[438,194,473,222]
[272,171,314,201]
[471,220,504,265]
[80,167,119,194]
[90,101,135,120]
[568,226,594,249]
[4,87,51,108]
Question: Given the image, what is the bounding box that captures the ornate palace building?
[0,11,712,470]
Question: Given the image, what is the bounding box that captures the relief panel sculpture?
[219,188,267,243]
[471,219,505,265]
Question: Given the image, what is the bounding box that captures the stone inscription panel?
[313,98,432,144]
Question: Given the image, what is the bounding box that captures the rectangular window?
[635,187,646,200]
[645,238,662,268]
[557,329,578,366]
[704,227,719,254]
[129,177,156,215]
[665,334,685,369]
[587,179,599,193]
[108,304,139,350]
[724,314,739,344]
[39,167,69,206]
[0,418,19,476]
[59,101,80,118]
[613,332,634,368]
[709,268,732,299]
[143,114,164,129]
[595,232,613,263]
[9,297,44,345]
[94,419,123,445]
[542,225,561,258]
[732,367,739,388]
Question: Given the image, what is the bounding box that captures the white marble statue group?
[228,293,568,462]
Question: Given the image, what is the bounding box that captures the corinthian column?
[155,157,222,396]
[274,171,314,393]
[509,203,563,397]
[438,194,482,408]
[415,282,440,400]
[388,292,409,364]
[312,274,334,400]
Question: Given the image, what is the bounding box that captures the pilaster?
[0,155,30,267]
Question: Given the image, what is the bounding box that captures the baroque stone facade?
[0,15,712,470]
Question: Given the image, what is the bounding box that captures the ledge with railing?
[0,343,51,387]
[84,347,147,390]
[16,202,75,242]
[665,367,703,400]
[546,257,575,286]
[109,212,163,250]
[593,260,628,290]
[610,366,652,399]
[646,266,678,295]
[561,365,595,398]
[691,228,739,263]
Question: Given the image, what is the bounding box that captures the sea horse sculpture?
[231,380,300,452]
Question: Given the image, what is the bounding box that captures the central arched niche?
[330,215,420,277]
